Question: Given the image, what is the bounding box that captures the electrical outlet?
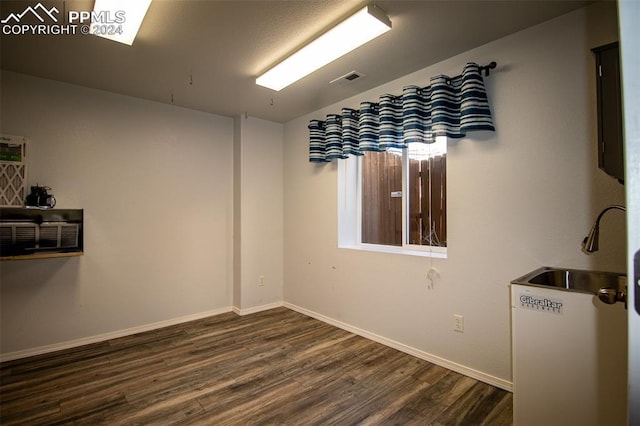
[453,314,464,332]
[259,275,265,286]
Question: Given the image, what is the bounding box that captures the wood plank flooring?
[0,307,512,425]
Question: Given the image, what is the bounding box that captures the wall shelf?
[1,208,83,261]
[1,251,83,261]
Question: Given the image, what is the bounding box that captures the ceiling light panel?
[256,5,391,91]
[92,0,152,46]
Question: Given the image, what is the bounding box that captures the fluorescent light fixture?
[256,5,391,91]
[92,0,152,45]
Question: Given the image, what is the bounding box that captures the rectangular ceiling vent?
[330,71,366,84]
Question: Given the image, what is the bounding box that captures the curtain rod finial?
[481,61,497,77]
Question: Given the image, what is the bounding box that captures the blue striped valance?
[308,62,495,162]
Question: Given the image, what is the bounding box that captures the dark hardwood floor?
[0,307,512,425]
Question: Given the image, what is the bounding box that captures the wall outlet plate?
[453,314,464,332]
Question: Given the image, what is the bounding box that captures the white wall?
[233,116,284,312]
[283,3,624,387]
[0,71,234,357]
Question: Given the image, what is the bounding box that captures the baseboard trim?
[284,302,513,392]
[0,306,234,362]
[232,301,284,316]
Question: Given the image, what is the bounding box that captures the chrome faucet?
[581,205,626,254]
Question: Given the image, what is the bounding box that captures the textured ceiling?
[0,0,589,123]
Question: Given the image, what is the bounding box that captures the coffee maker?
[25,185,56,208]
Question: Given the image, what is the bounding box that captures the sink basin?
[512,267,626,295]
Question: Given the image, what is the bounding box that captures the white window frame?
[338,147,447,259]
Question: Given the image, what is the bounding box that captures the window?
[338,137,447,257]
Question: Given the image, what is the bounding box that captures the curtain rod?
[440,61,496,86]
[479,61,497,77]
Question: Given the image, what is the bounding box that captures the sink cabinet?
[511,283,627,425]
[0,208,83,260]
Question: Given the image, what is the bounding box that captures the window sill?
[339,243,447,258]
